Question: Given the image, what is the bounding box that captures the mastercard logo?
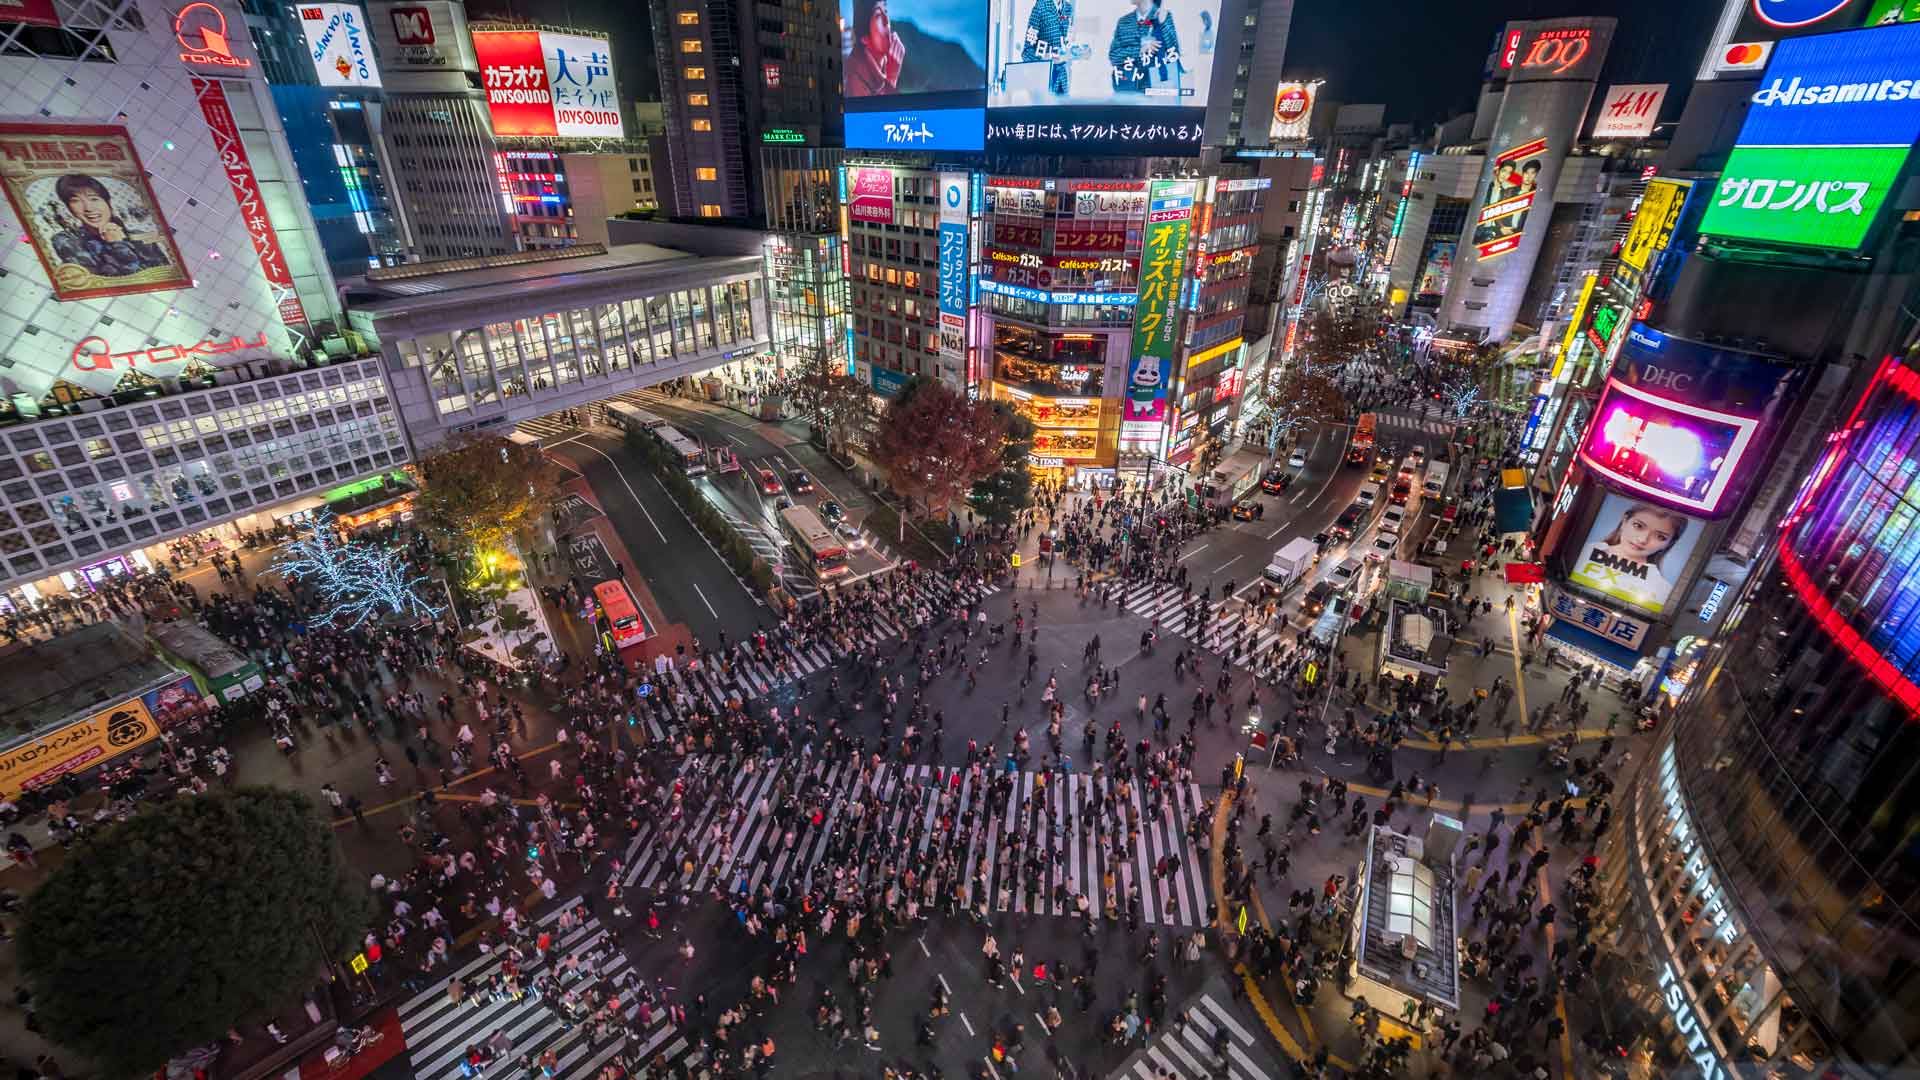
[1722,41,1770,67]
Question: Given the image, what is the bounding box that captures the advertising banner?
[1591,83,1666,138]
[1580,378,1761,515]
[986,0,1218,154]
[1471,137,1549,258]
[474,30,556,136]
[1414,241,1455,299]
[848,167,896,224]
[377,2,478,73]
[1618,178,1692,272]
[1700,20,1920,250]
[0,122,192,302]
[841,0,987,150]
[938,171,969,370]
[541,32,623,138]
[1125,180,1193,425]
[193,80,308,327]
[1612,322,1800,417]
[1567,491,1705,615]
[1270,81,1318,142]
[1698,0,1876,79]
[301,2,382,88]
[0,697,159,800]
[1547,589,1650,650]
[0,0,60,26]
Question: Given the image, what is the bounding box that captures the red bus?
[1348,413,1376,466]
[592,579,648,651]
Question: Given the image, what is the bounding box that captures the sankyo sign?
[1699,144,1905,250]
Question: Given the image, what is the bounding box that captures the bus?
[655,426,708,476]
[148,619,265,702]
[778,505,850,584]
[1348,413,1376,466]
[605,402,669,434]
[507,430,540,449]
[592,579,648,651]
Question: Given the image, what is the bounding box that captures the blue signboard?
[938,224,967,318]
[1742,22,1920,148]
[871,365,911,396]
[845,107,986,152]
[977,278,1135,306]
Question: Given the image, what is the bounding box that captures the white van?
[1356,483,1380,507]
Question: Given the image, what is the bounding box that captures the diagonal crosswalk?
[396,908,694,1080]
[1125,993,1276,1080]
[1109,578,1307,680]
[616,754,1212,928]
[627,573,1004,741]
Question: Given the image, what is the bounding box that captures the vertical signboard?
[1618,178,1693,272]
[1269,81,1319,142]
[300,3,382,88]
[938,171,970,380]
[1124,180,1194,440]
[193,80,307,327]
[848,167,895,224]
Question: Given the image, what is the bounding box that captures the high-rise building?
[240,0,408,276]
[498,149,661,250]
[365,0,516,258]
[652,0,843,223]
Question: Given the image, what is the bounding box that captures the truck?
[1262,536,1320,592]
[1423,460,1451,499]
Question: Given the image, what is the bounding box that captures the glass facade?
[1602,354,1920,1077]
[394,282,763,419]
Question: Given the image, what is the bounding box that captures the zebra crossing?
[1113,578,1305,676]
[515,414,585,443]
[396,908,693,1080]
[1373,411,1457,440]
[1124,993,1276,1080]
[616,754,1212,928]
[629,575,1004,739]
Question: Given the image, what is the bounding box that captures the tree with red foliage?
[871,377,1010,518]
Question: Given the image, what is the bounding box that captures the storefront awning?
[1494,487,1534,534]
[1546,619,1643,672]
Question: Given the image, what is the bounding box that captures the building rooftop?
[1386,600,1453,673]
[0,623,183,738]
[347,243,763,324]
[1356,825,1460,1011]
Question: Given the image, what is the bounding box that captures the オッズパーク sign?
[0,698,160,800]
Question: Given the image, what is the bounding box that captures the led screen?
[842,0,987,149]
[1579,379,1760,515]
[1567,491,1707,616]
[1470,138,1548,259]
[986,0,1219,153]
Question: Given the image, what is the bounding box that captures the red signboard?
[473,30,558,137]
[0,0,60,26]
[1504,562,1546,585]
[193,79,306,325]
[1498,27,1523,69]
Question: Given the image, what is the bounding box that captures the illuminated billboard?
[1618,178,1692,272]
[1567,491,1706,615]
[1699,19,1920,249]
[1124,180,1194,431]
[841,0,987,150]
[473,29,624,138]
[1470,138,1548,259]
[1590,83,1666,138]
[0,122,192,303]
[1414,241,1454,300]
[1698,0,1876,79]
[1580,379,1760,515]
[986,0,1219,154]
[1270,81,1318,142]
[300,3,382,88]
[848,167,895,224]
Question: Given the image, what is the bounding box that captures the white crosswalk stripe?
[1110,580,1304,682]
[515,414,584,442]
[396,909,694,1080]
[633,573,1002,729]
[612,754,1211,928]
[1126,993,1274,1080]
[1372,412,1457,439]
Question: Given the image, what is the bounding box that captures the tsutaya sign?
[1651,741,1737,1079]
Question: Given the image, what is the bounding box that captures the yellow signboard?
[1618,179,1692,273]
[0,698,159,800]
[1236,905,1249,934]
[1186,336,1245,369]
[1011,553,1023,568]
[1553,272,1596,381]
[349,953,369,974]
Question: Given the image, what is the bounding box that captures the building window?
[680,39,702,52]
[677,11,699,23]
[696,167,718,181]
[700,204,722,217]
[688,93,709,106]
[684,66,705,80]
[692,118,713,131]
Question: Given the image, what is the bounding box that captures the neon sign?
[1519,27,1591,75]
[175,1,252,68]
[1579,378,1759,515]
[71,332,269,372]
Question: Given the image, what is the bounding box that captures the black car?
[1301,580,1336,617]
[787,470,815,494]
[1231,500,1265,521]
[819,500,845,523]
[1332,503,1366,538]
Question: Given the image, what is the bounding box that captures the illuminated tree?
[273,514,445,628]
[415,435,565,553]
[1245,367,1346,456]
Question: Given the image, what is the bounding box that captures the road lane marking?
[692,583,718,618]
[568,441,667,542]
[1178,544,1210,562]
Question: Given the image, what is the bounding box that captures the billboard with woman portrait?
[0,122,191,302]
[1567,491,1705,615]
[842,0,988,149]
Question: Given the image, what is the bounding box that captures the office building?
[499,149,661,250]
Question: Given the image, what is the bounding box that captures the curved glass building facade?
[1603,354,1920,1077]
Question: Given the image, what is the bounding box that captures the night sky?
[1284,0,1728,128]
